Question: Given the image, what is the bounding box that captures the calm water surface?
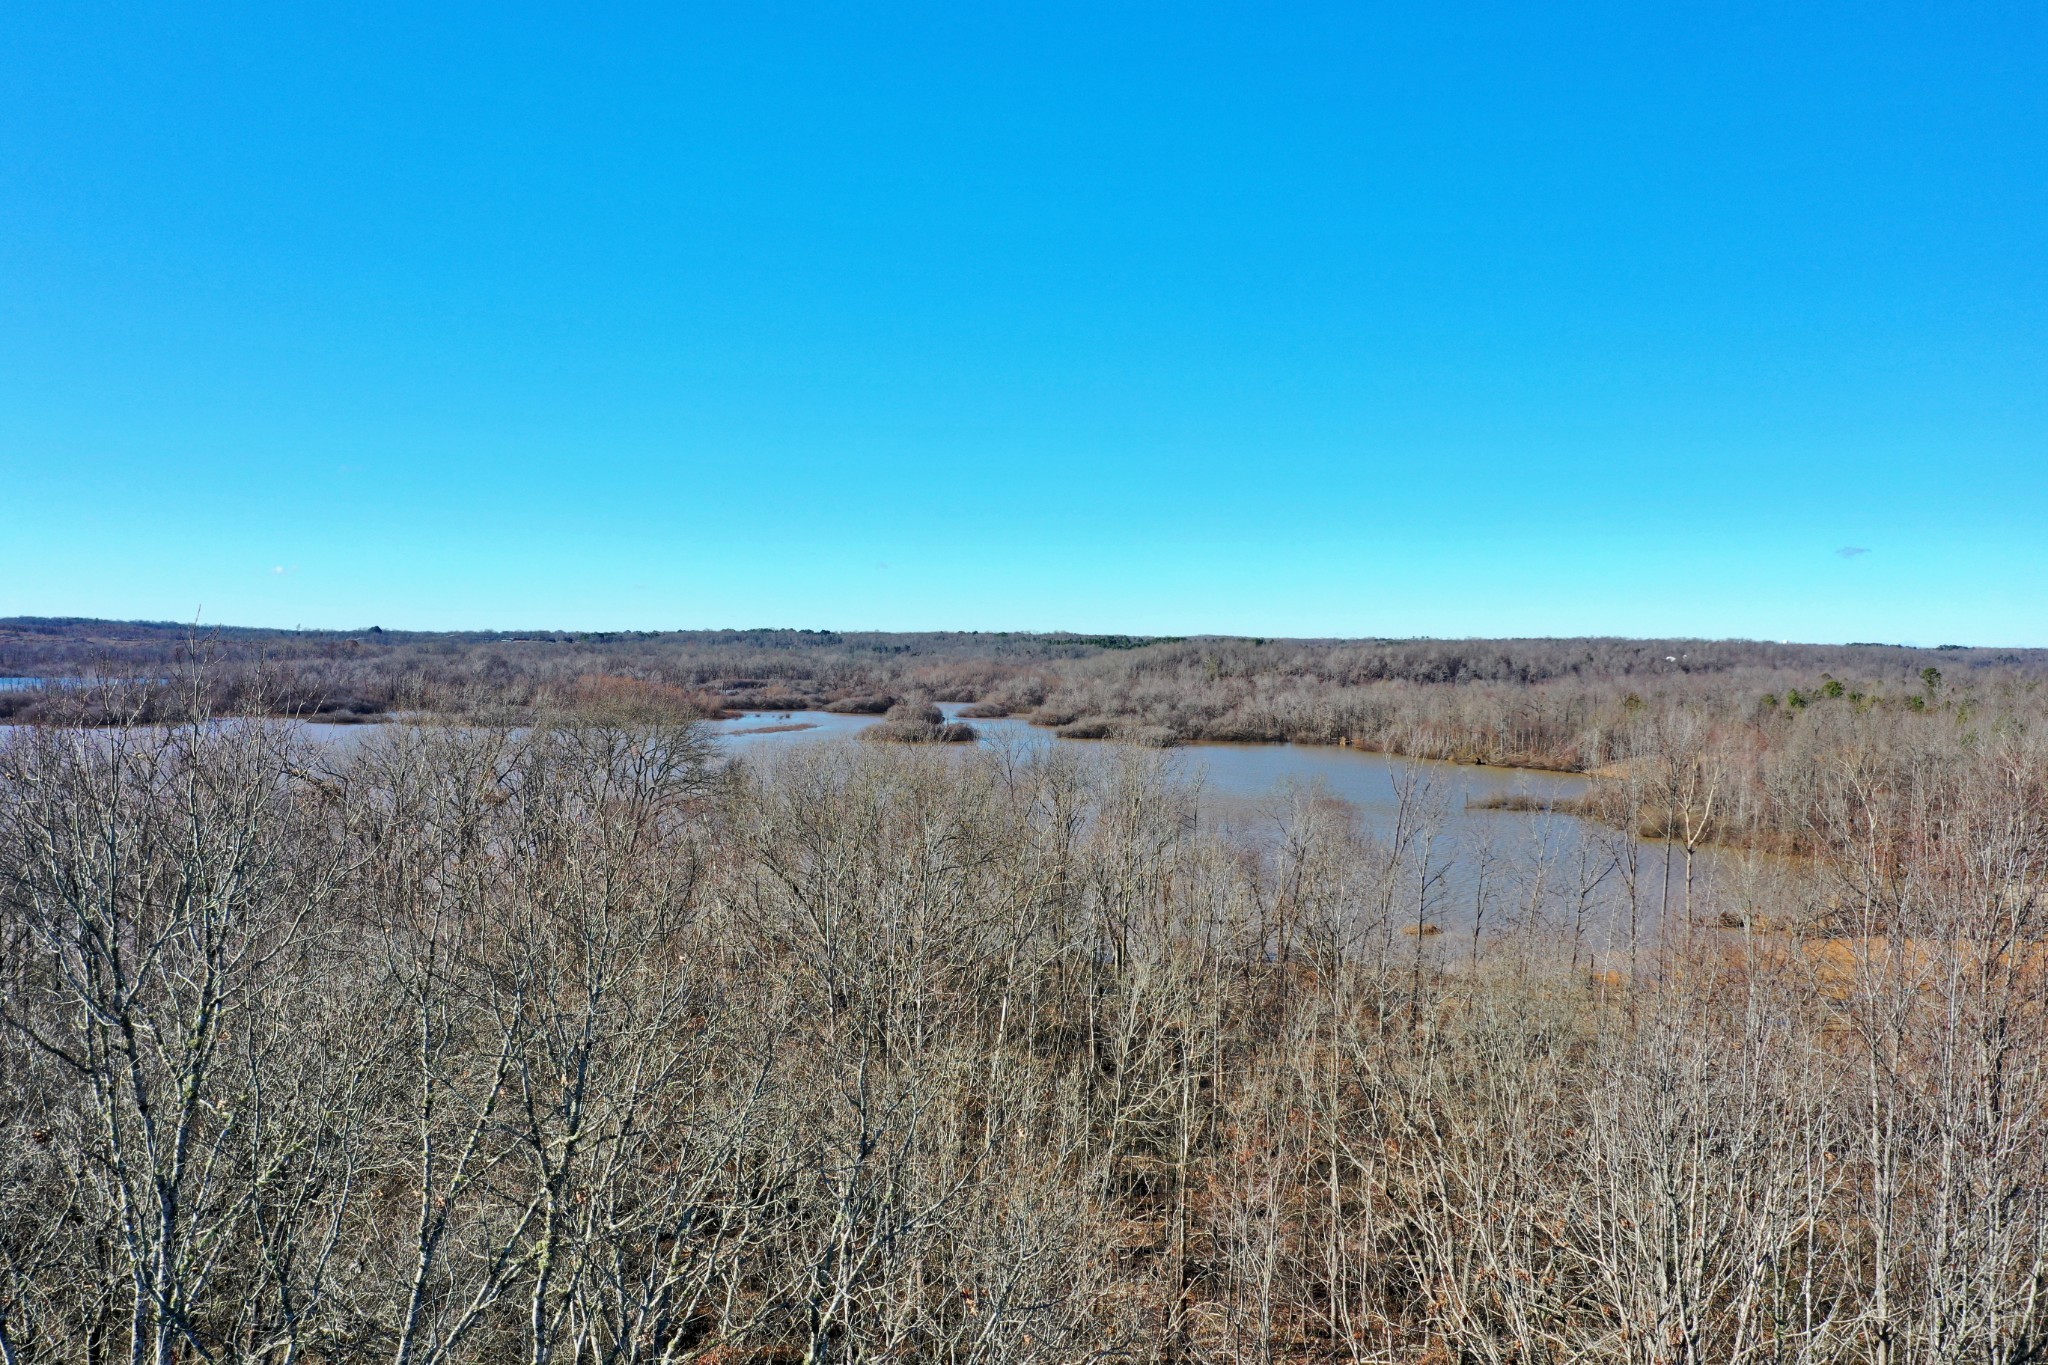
[0,706,1715,953]
[707,704,1589,808]
[707,705,1709,953]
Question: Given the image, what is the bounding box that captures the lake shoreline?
[724,704,1597,784]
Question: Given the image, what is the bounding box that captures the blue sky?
[3,2,2044,642]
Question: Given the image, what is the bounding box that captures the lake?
[0,704,1722,960]
[706,705,1716,959]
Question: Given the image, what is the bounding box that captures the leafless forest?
[4,618,2041,767]
[4,622,2048,1361]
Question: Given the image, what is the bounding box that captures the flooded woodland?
[3,623,2047,1361]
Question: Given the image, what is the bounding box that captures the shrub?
[825,694,897,714]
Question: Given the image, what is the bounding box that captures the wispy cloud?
[1836,546,1871,559]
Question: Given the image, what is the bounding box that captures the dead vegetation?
[859,699,977,744]
[2,685,2046,1361]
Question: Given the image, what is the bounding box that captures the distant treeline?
[3,618,2038,724]
[8,619,2048,1357]
[6,619,2047,859]
[4,687,2047,1360]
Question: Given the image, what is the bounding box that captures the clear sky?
[2,3,2044,642]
